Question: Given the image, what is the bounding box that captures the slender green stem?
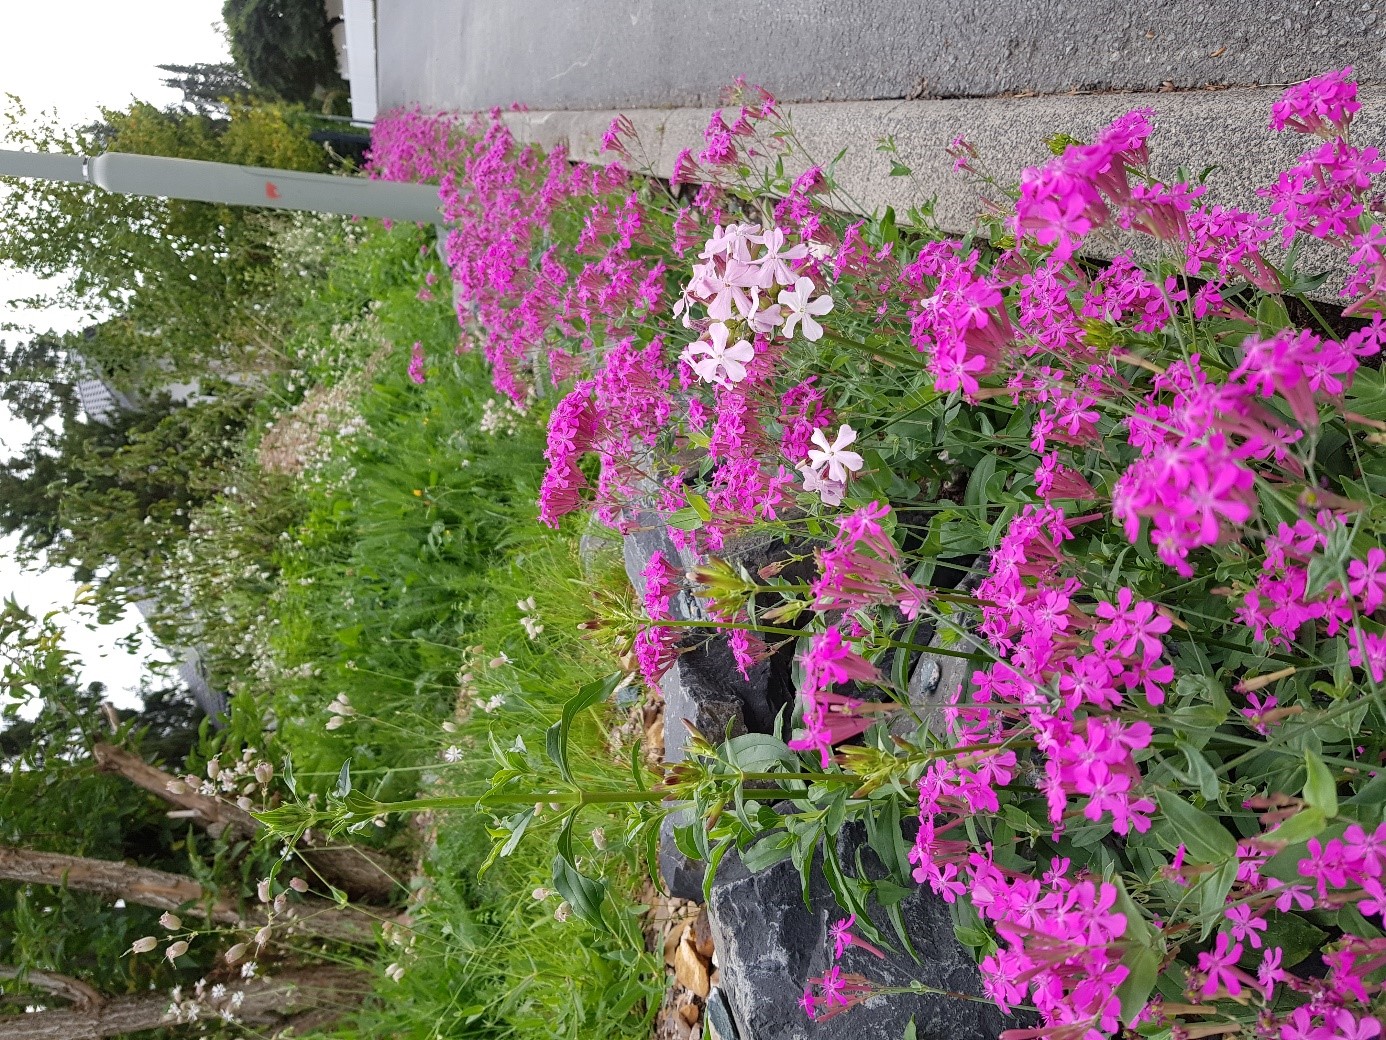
[646,617,986,662]
[819,329,924,368]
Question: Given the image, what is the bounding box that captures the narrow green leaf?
[1303,750,1339,818]
[1154,791,1236,863]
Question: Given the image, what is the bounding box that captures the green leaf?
[687,491,712,522]
[1195,859,1239,939]
[1257,912,1327,968]
[546,672,622,784]
[665,506,703,531]
[889,162,913,177]
[1303,750,1339,818]
[1154,790,1236,862]
[333,759,352,800]
[902,1018,917,1040]
[553,811,609,929]
[1266,807,1328,846]
[1112,877,1160,1025]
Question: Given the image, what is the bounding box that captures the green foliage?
[0,602,222,1000]
[0,97,329,388]
[222,0,347,105]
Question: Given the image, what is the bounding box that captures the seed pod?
[289,877,308,893]
[130,936,158,954]
[256,878,272,903]
[255,762,274,785]
[225,942,249,963]
[159,912,182,931]
[206,760,221,780]
[165,940,190,961]
[254,924,272,947]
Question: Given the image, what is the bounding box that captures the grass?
[213,219,665,1038]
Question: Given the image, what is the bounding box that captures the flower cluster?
[369,66,1386,1040]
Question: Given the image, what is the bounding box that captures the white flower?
[797,462,846,507]
[777,277,835,342]
[684,322,755,388]
[442,745,463,763]
[807,424,865,484]
[750,226,809,287]
[240,961,258,979]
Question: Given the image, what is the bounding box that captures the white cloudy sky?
[0,1,231,706]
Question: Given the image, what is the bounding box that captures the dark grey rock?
[705,987,742,1040]
[657,809,708,903]
[706,822,1017,1040]
[578,513,623,580]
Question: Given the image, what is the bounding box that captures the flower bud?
[325,715,347,730]
[273,893,288,913]
[554,901,572,923]
[225,942,249,963]
[159,912,182,931]
[255,762,273,785]
[130,936,158,954]
[256,878,272,903]
[289,877,308,893]
[254,924,272,947]
[206,760,221,780]
[166,940,190,961]
[166,780,188,795]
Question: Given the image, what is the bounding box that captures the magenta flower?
[1349,548,1386,614]
[408,341,427,384]
[828,914,885,961]
[1197,932,1247,999]
[1270,66,1361,135]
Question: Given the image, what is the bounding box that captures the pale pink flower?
[807,424,864,484]
[684,322,755,387]
[778,276,834,341]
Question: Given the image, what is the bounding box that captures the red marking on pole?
[265,181,281,200]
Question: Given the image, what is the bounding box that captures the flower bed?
[361,70,1386,1039]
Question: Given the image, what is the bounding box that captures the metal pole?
[0,148,440,225]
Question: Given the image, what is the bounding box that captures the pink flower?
[1197,932,1246,998]
[1224,904,1267,948]
[408,341,427,384]
[777,276,834,341]
[684,322,755,388]
[806,424,864,484]
[1349,628,1386,683]
[1349,547,1386,614]
[1271,66,1361,135]
[828,914,886,961]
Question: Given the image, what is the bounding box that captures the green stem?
[819,329,924,369]
[646,617,986,662]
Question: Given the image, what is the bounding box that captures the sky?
[0,1,231,707]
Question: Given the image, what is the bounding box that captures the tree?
[157,62,253,115]
[0,965,364,1039]
[222,0,347,106]
[0,336,79,429]
[0,97,328,389]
